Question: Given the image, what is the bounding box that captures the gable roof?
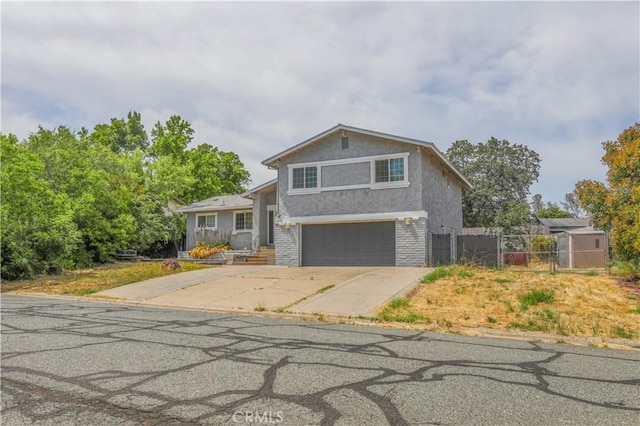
[176,194,252,214]
[262,123,472,188]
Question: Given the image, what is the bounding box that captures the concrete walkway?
[289,267,427,317]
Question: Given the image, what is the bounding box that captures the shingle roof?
[176,194,253,213]
[538,218,591,228]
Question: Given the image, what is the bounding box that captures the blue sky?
[2,1,638,205]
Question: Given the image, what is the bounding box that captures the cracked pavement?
[1,295,639,425]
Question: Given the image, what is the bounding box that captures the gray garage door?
[301,222,396,266]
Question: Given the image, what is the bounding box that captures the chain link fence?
[444,233,609,273]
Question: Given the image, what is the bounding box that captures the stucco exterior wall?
[420,152,463,261]
[276,133,424,220]
[268,128,466,267]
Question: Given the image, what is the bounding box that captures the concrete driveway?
[98,265,427,317]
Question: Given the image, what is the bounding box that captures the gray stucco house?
[178,124,471,267]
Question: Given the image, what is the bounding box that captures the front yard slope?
[378,266,640,342]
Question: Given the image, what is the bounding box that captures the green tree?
[145,117,250,203]
[1,134,80,279]
[149,115,194,160]
[447,137,541,231]
[535,204,572,219]
[561,192,586,218]
[530,194,544,216]
[25,126,139,264]
[576,123,640,260]
[185,144,250,201]
[90,111,148,153]
[531,194,572,218]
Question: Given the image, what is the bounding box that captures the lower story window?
[197,214,217,229]
[235,211,253,231]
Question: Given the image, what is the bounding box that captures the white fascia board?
[179,204,252,214]
[287,210,428,225]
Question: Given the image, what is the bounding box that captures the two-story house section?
[261,124,471,267]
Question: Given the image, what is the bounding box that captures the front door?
[267,207,275,245]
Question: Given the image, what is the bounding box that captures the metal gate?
[457,235,499,267]
[431,233,451,266]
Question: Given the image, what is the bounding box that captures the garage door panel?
[302,222,395,266]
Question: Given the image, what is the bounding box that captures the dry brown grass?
[378,266,640,341]
[1,262,211,296]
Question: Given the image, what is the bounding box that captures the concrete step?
[233,255,269,265]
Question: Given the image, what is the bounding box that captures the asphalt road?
[2,295,639,425]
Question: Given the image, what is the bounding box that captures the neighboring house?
[538,217,591,234]
[178,124,471,267]
[166,198,186,213]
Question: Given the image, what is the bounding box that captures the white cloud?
[2,1,637,203]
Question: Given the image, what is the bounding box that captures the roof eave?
[261,123,472,188]
[176,203,253,214]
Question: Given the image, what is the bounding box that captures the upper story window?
[375,157,405,183]
[286,152,409,195]
[234,211,253,231]
[196,213,217,229]
[292,166,317,189]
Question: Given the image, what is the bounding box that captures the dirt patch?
[377,266,640,342]
[1,262,212,296]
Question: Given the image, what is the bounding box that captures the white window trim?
[195,213,218,231]
[288,165,321,194]
[371,154,409,189]
[232,210,253,233]
[287,152,410,195]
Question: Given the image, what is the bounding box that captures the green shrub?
[421,267,450,283]
[610,326,636,339]
[388,297,410,309]
[611,259,640,284]
[519,289,555,311]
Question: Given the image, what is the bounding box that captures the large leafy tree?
[186,144,250,201]
[575,123,640,260]
[25,126,139,264]
[1,112,251,280]
[447,137,541,231]
[145,116,250,204]
[149,115,194,160]
[89,111,148,153]
[1,134,80,279]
